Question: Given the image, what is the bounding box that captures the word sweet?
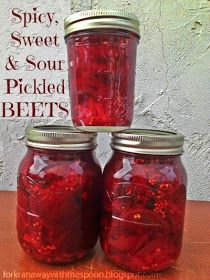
[11,31,59,47]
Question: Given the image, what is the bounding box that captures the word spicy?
[11,7,57,27]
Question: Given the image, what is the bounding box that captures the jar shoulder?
[18,149,101,180]
[104,152,187,186]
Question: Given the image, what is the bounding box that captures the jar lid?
[111,129,184,155]
[64,9,140,38]
[26,126,97,150]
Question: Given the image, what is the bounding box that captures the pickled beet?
[17,147,101,264]
[100,151,187,272]
[66,30,139,130]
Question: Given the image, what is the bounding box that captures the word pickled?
[25,55,65,71]
[12,7,57,27]
[5,79,65,94]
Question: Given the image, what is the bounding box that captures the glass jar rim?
[64,9,140,38]
[111,129,184,155]
[25,125,97,150]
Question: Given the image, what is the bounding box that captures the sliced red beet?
[17,147,101,264]
[67,30,138,127]
[108,234,150,254]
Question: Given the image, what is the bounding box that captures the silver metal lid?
[26,126,97,150]
[111,129,184,155]
[64,9,140,38]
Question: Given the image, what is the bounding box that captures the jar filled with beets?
[100,129,187,272]
[17,126,101,264]
[64,10,140,132]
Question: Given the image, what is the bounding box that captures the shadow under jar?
[16,126,101,264]
[100,129,187,272]
[64,10,140,132]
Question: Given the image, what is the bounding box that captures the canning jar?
[17,126,101,264]
[64,10,140,132]
[100,129,187,272]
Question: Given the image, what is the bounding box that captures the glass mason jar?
[100,129,187,272]
[64,10,140,132]
[17,126,101,264]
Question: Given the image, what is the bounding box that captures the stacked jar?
[100,129,187,272]
[16,9,187,273]
[17,126,101,264]
[64,10,140,131]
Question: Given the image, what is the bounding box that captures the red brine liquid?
[100,151,187,272]
[17,147,101,264]
[66,30,139,131]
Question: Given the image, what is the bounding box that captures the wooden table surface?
[0,191,209,280]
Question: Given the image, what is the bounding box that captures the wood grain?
[0,191,209,280]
